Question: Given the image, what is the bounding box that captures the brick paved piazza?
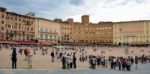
[0,63,150,74]
[0,46,150,74]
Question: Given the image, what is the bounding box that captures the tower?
[81,15,89,26]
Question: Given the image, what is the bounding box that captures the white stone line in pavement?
[0,68,90,71]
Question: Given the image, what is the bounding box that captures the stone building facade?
[0,7,35,44]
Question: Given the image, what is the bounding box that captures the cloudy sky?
[0,0,150,22]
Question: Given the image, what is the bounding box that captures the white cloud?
[1,0,150,23]
[64,0,150,22]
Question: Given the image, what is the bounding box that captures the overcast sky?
[0,0,150,22]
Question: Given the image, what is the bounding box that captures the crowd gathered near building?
[0,45,150,71]
[0,7,150,71]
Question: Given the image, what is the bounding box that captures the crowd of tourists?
[89,55,150,71]
[0,45,150,71]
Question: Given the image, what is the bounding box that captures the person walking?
[11,48,17,69]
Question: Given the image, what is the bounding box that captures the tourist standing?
[27,48,33,69]
[33,48,36,55]
[51,51,55,62]
[89,55,92,68]
[105,57,108,68]
[24,49,28,60]
[101,57,105,68]
[131,56,134,65]
[97,56,101,67]
[148,56,150,63]
[135,56,139,69]
[19,48,23,55]
[73,52,77,68]
[62,54,66,69]
[42,48,45,55]
[91,56,97,69]
[66,54,71,69]
[122,58,127,70]
[59,51,63,59]
[112,57,117,69]
[11,48,17,69]
[116,58,122,70]
[127,58,131,71]
[45,48,48,55]
[70,54,73,69]
[0,45,1,51]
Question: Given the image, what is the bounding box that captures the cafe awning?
[39,40,58,45]
[16,41,34,45]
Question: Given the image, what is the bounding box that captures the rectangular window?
[41,35,43,39]
[6,16,9,19]
[19,19,21,21]
[45,35,48,39]
[1,21,4,24]
[2,15,4,18]
[50,35,52,39]
[45,29,48,32]
[31,28,33,31]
